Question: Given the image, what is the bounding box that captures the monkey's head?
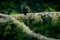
[21,5,30,15]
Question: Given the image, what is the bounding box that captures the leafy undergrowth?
[30,24,60,39]
[0,15,60,40]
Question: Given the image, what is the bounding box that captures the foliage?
[45,7,56,12]
[0,15,60,40]
[0,0,60,40]
[0,0,60,14]
[28,17,60,39]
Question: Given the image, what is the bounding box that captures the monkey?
[21,5,31,26]
[21,5,30,15]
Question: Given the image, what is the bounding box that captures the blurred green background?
[0,0,60,14]
[0,0,60,40]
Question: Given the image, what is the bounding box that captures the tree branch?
[0,12,60,40]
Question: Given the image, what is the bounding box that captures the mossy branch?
[0,12,60,40]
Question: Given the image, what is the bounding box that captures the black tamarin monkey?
[21,5,31,26]
[21,5,30,15]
